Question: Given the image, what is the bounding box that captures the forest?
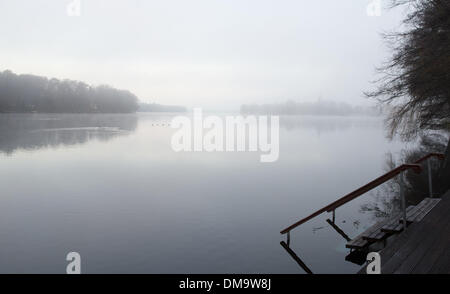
[0,70,139,113]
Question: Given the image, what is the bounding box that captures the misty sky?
[0,0,406,109]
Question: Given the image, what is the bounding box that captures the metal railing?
[414,153,445,198]
[280,153,445,235]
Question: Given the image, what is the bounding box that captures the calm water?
[0,113,405,273]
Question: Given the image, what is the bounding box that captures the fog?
[0,113,405,273]
[0,0,406,110]
[0,114,137,154]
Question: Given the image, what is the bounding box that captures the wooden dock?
[346,198,440,250]
[358,190,450,274]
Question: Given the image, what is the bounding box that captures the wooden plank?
[349,203,419,246]
[399,198,440,223]
[428,235,450,274]
[393,209,450,274]
[401,199,429,223]
[377,194,450,273]
[409,198,440,222]
[404,198,431,222]
[346,238,369,249]
[365,202,424,241]
[379,199,440,236]
[346,219,390,249]
[405,199,431,221]
[409,218,450,273]
[363,217,398,242]
[405,199,429,220]
[381,222,404,233]
[358,191,450,274]
[380,206,414,233]
[363,230,387,242]
[380,199,435,233]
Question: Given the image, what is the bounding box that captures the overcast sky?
[0,0,406,109]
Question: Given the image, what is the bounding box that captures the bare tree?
[366,0,450,140]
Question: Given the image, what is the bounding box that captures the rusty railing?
[280,153,445,235]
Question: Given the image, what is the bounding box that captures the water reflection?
[325,218,368,266]
[326,219,351,242]
[280,116,381,134]
[360,134,447,223]
[0,114,138,155]
[0,113,404,273]
[280,241,313,274]
[281,218,362,272]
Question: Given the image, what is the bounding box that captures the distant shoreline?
[0,111,186,114]
[0,70,186,114]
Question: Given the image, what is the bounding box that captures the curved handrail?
[280,153,445,235]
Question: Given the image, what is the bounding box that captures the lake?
[0,113,406,273]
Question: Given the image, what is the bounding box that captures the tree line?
[139,102,186,112]
[0,70,139,113]
[240,100,379,116]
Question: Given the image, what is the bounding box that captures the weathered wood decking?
[358,190,450,274]
[346,198,440,249]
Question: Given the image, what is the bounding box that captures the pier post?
[428,160,433,198]
[399,174,407,232]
